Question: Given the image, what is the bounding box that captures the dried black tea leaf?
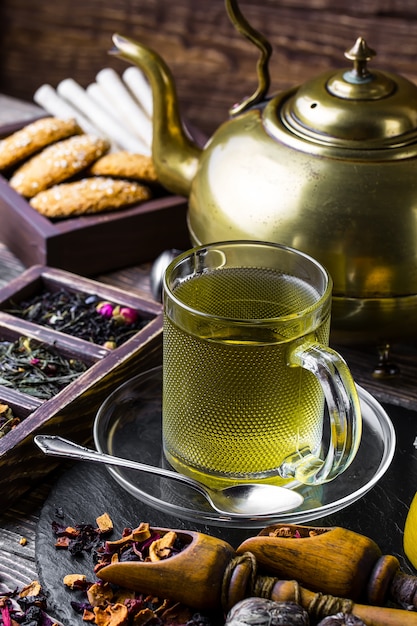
[7,288,150,347]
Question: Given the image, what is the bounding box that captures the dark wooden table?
[0,241,156,592]
[1,93,417,623]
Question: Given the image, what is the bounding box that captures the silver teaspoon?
[34,435,303,518]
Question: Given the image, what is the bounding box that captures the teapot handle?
[279,342,362,485]
[226,0,272,115]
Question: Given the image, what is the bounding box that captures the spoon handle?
[34,434,205,495]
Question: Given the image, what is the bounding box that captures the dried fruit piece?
[63,574,87,589]
[149,531,177,561]
[87,582,115,608]
[19,580,42,598]
[105,522,151,551]
[96,513,114,534]
[93,602,129,626]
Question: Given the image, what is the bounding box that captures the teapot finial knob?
[327,37,394,97]
[344,37,376,81]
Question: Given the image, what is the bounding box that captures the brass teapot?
[112,0,417,345]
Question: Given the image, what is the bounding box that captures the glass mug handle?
[279,342,362,485]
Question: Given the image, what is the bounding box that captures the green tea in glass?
[162,241,361,490]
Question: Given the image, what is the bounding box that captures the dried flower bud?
[96,301,115,318]
[110,305,122,324]
[118,306,138,324]
[111,305,138,325]
[103,340,117,350]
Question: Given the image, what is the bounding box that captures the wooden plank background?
[2,0,417,136]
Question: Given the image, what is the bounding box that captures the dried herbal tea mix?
[7,289,150,347]
[0,336,87,399]
[266,525,328,539]
[0,580,58,626]
[0,402,20,438]
[51,514,214,626]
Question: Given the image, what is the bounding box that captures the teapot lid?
[277,37,417,146]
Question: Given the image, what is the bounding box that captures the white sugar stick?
[88,81,151,147]
[57,78,150,155]
[86,82,119,119]
[122,66,153,119]
[95,68,152,148]
[33,83,104,137]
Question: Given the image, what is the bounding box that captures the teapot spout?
[111,33,202,197]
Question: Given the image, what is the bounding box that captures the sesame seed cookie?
[0,117,82,171]
[30,176,152,218]
[88,151,158,183]
[9,134,110,198]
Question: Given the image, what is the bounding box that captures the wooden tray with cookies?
[0,263,163,509]
[0,101,192,275]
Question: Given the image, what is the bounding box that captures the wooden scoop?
[97,528,235,610]
[237,523,416,607]
[96,526,417,625]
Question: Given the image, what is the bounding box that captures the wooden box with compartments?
[0,264,163,509]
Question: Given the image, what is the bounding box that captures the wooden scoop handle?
[267,578,417,626]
